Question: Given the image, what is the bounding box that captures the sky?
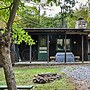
[79,0,88,4]
[75,0,88,8]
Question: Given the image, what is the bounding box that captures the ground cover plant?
[0,66,75,90]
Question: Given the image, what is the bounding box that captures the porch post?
[47,35,49,63]
[30,45,32,63]
[82,35,84,63]
[64,32,67,63]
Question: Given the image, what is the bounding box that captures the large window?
[57,39,71,51]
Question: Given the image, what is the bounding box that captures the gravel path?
[60,65,90,90]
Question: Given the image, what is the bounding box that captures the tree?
[19,6,40,28]
[19,6,61,28]
[26,0,76,28]
[20,0,76,28]
[0,0,20,90]
[0,0,34,90]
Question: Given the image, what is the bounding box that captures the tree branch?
[0,6,10,10]
[0,3,13,10]
[7,0,20,30]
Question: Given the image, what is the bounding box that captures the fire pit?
[33,73,61,84]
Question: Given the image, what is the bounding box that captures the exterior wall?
[71,35,82,60]
[71,35,88,61]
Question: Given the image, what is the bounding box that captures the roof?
[24,28,85,31]
[0,28,90,34]
[23,28,90,35]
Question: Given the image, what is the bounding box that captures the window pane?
[57,39,64,50]
[65,39,71,50]
[40,37,46,47]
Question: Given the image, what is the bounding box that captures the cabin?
[15,28,90,63]
[0,28,90,64]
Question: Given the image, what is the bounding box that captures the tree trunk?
[0,0,20,90]
[0,34,17,90]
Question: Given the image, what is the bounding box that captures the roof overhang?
[24,28,90,35]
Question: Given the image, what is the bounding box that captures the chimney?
[75,18,87,29]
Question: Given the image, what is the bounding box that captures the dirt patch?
[69,77,90,90]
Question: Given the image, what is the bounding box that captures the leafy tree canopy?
[0,0,35,45]
[19,0,76,28]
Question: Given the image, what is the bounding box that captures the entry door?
[38,36,48,61]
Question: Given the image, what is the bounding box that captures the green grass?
[0,66,75,90]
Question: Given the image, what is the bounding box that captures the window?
[57,39,64,50]
[57,39,71,51]
[39,36,46,47]
[65,39,71,50]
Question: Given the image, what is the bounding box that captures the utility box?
[55,52,75,62]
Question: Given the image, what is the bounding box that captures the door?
[38,36,48,61]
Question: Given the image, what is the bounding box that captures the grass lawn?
[0,66,75,90]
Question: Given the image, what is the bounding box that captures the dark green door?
[38,36,48,61]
